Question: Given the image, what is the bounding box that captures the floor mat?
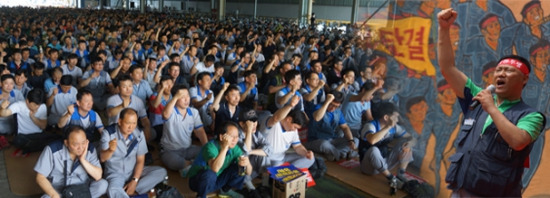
[325,160,408,198]
[3,146,43,196]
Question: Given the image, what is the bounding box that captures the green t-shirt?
[464,79,544,140]
[187,140,243,178]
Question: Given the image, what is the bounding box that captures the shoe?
[218,189,244,198]
[12,149,29,158]
[12,148,22,157]
[389,175,405,189]
[396,172,408,183]
[389,176,398,195]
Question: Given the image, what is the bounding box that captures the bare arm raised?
[437,8,468,99]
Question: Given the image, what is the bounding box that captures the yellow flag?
[369,17,435,76]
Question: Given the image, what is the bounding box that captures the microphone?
[470,84,496,110]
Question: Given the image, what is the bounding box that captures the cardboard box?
[268,165,307,198]
[272,173,306,198]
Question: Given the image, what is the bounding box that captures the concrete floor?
[0,149,39,198]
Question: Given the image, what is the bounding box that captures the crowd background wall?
[2,0,549,197]
[351,1,550,197]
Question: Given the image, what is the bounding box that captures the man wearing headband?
[437,8,545,197]
[462,14,501,85]
[521,39,550,189]
[481,61,497,87]
[500,0,549,59]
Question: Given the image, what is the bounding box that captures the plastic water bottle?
[238,155,247,176]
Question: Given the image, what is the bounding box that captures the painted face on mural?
[481,20,501,42]
[524,5,544,26]
[449,25,460,53]
[407,100,428,123]
[420,0,436,16]
[438,88,457,105]
[531,47,550,72]
[483,72,496,87]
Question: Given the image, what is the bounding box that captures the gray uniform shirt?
[100,126,148,178]
[34,141,100,191]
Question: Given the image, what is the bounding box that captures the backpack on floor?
[155,183,184,198]
[308,157,327,179]
[402,180,435,198]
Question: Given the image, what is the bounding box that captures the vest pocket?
[456,124,473,146]
[445,152,463,185]
[485,133,513,161]
[465,157,511,197]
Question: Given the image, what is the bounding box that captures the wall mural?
[362,0,550,197]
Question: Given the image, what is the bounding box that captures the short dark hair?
[341,68,356,77]
[115,74,132,87]
[216,121,239,136]
[97,50,107,57]
[91,57,103,64]
[67,53,78,60]
[0,74,14,83]
[169,53,179,60]
[287,109,307,127]
[521,0,541,17]
[371,102,398,121]
[170,84,189,96]
[128,64,144,74]
[196,72,211,82]
[76,88,92,101]
[360,80,376,92]
[284,69,301,84]
[15,69,27,77]
[243,70,256,78]
[224,84,240,96]
[33,62,45,70]
[168,62,180,70]
[405,96,426,113]
[479,13,499,30]
[48,49,58,55]
[204,54,215,63]
[529,39,550,58]
[60,75,73,86]
[27,88,45,104]
[160,75,173,84]
[214,62,224,69]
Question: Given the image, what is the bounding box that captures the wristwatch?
[132,177,139,183]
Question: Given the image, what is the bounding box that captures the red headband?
[530,45,549,56]
[498,58,530,76]
[437,84,451,92]
[522,3,540,16]
[482,67,496,76]
[481,16,499,29]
